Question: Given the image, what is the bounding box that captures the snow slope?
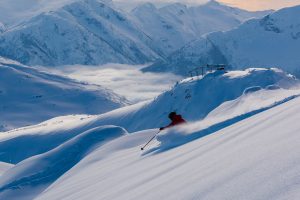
[0,57,127,131]
[73,68,299,132]
[0,0,79,25]
[131,1,271,55]
[35,96,300,200]
[0,126,127,200]
[144,5,300,76]
[1,68,298,165]
[0,0,161,66]
[0,162,14,177]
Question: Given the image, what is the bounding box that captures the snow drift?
[0,125,127,200]
[0,162,13,177]
[88,68,298,132]
[0,57,127,131]
[35,97,300,200]
[1,68,299,166]
[156,90,300,150]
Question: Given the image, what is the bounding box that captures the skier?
[141,112,186,150]
[160,112,186,130]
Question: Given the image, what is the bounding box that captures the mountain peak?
[205,0,222,7]
[133,2,157,12]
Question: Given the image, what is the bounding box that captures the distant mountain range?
[131,1,270,55]
[0,0,270,66]
[143,5,300,77]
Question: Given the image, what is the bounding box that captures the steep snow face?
[131,1,271,55]
[0,0,161,66]
[144,5,300,77]
[0,126,127,200]
[0,57,127,131]
[36,97,300,200]
[88,68,298,132]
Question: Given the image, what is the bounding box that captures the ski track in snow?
[0,68,300,199]
[154,94,300,153]
[35,97,300,200]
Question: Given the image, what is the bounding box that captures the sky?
[115,0,300,11]
[1,0,300,25]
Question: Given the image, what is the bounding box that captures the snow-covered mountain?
[87,68,298,132]
[0,162,13,177]
[32,98,300,200]
[0,0,161,66]
[36,96,300,200]
[1,68,298,166]
[0,0,271,67]
[0,57,127,131]
[144,5,300,77]
[132,1,271,55]
[0,68,299,200]
[0,0,78,26]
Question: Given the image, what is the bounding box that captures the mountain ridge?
[0,0,271,66]
[143,5,300,77]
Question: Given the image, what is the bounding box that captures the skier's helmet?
[168,112,177,119]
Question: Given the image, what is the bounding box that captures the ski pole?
[141,130,161,151]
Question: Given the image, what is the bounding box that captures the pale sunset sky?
[219,0,300,11]
[115,0,300,11]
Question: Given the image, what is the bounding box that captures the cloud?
[44,64,182,103]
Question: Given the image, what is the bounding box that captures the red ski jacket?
[161,115,186,130]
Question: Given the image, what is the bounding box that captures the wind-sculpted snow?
[35,97,300,200]
[0,125,127,200]
[1,68,298,166]
[0,162,13,177]
[90,68,298,132]
[144,5,300,77]
[156,93,300,151]
[0,57,127,131]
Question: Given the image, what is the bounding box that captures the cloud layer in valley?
[43,64,182,103]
